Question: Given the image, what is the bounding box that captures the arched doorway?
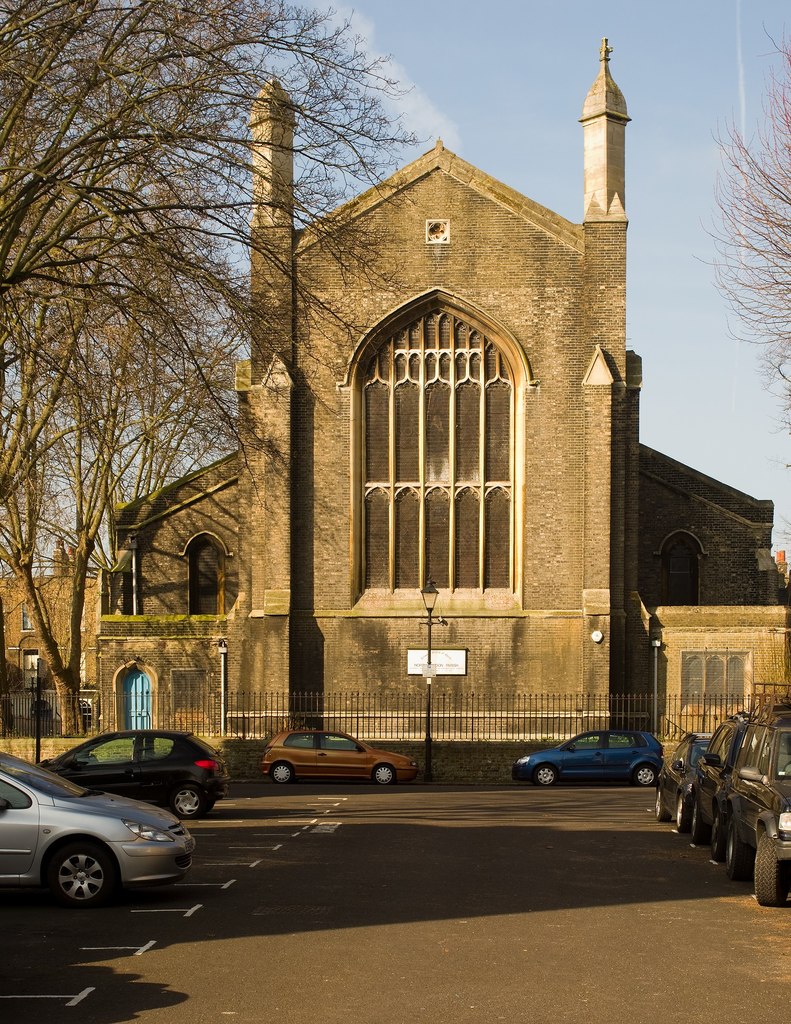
[121,667,152,729]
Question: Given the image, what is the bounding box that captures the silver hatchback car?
[0,752,194,907]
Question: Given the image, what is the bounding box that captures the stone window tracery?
[362,310,513,592]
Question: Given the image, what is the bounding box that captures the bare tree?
[715,36,791,406]
[0,0,415,722]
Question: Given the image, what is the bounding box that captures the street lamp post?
[217,639,228,737]
[420,579,439,784]
[34,657,42,764]
[651,638,662,734]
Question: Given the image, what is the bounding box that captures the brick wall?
[638,446,777,606]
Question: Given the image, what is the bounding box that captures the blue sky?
[327,1,791,545]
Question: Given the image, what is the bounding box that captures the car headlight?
[779,811,791,833]
[123,819,175,843]
[516,756,532,765]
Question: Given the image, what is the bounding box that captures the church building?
[97,44,789,729]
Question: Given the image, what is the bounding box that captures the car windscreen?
[0,760,89,798]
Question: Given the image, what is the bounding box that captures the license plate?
[184,837,196,854]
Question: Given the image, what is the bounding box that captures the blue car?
[511,729,663,787]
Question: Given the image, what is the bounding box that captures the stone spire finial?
[580,39,630,221]
[581,38,629,124]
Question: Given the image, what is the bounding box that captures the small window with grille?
[187,536,225,615]
[661,533,701,604]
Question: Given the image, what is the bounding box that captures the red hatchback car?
[261,730,419,785]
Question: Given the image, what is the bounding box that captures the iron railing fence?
[0,689,758,743]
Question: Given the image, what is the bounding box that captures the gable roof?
[639,445,774,526]
[296,140,584,254]
[116,453,239,531]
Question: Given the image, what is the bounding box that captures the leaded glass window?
[362,311,513,591]
[187,536,225,615]
[661,533,701,605]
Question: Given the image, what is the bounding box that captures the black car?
[692,712,750,857]
[655,732,711,832]
[721,703,791,905]
[40,730,230,820]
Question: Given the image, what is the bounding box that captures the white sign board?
[408,649,467,676]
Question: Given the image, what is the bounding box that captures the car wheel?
[676,792,692,833]
[373,763,396,785]
[690,798,711,845]
[47,841,118,908]
[270,761,295,784]
[711,810,726,862]
[755,831,791,907]
[632,764,657,787]
[533,764,557,786]
[655,786,671,822]
[170,783,207,820]
[725,816,755,881]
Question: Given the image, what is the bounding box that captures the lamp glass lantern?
[421,579,439,614]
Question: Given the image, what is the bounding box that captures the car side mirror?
[39,758,51,768]
[566,743,576,752]
[700,752,721,767]
[0,798,9,812]
[671,759,684,771]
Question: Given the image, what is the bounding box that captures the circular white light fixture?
[591,630,604,644]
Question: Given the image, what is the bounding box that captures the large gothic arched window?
[362,309,513,592]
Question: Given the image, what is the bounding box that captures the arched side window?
[661,533,701,605]
[187,535,225,615]
[361,309,514,592]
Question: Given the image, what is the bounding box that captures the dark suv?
[692,713,750,856]
[722,703,791,906]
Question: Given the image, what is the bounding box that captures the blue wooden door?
[122,669,152,729]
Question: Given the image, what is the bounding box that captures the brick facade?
[95,48,790,731]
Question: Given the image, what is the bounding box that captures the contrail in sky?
[731,0,745,415]
[736,0,746,136]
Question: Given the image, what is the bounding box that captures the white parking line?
[199,860,263,867]
[229,844,282,851]
[131,904,202,917]
[79,941,156,956]
[0,988,94,1006]
[176,879,236,889]
[194,820,245,825]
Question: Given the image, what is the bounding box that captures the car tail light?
[194,759,218,772]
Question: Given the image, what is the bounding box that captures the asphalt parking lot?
[1,783,790,1024]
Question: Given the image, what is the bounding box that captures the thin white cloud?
[334,6,462,151]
